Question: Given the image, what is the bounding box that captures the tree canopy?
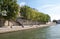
[20,5,50,23]
[0,0,19,20]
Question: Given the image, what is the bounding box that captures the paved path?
[0,24,52,33]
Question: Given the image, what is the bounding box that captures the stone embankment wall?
[4,18,50,26]
[4,19,42,26]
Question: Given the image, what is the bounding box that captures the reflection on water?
[0,24,60,39]
[46,24,60,39]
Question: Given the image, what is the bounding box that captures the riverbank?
[0,22,55,33]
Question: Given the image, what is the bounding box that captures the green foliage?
[0,0,19,20]
[20,5,50,23]
[53,20,57,23]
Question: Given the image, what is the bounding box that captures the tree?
[20,5,50,24]
[20,5,31,19]
[53,20,57,23]
[0,0,19,26]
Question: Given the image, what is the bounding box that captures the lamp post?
[0,10,7,27]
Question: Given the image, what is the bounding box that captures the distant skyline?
[17,0,60,21]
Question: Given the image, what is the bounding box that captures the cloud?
[39,5,55,9]
[20,2,26,7]
[38,4,60,20]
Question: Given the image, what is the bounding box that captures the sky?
[17,0,60,21]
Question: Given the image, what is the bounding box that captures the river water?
[0,24,60,39]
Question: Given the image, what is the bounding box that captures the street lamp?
[2,10,7,16]
[0,1,7,16]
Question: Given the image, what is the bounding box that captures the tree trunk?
[0,19,5,27]
[8,20,9,26]
[0,19,2,27]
